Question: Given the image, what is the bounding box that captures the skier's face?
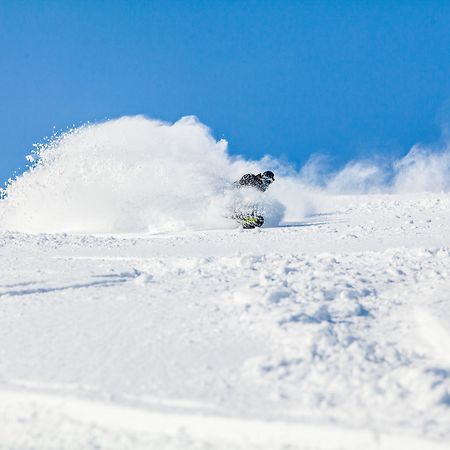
[262,175,274,188]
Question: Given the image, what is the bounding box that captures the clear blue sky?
[2,0,450,184]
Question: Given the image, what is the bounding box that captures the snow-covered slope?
[1,193,450,449]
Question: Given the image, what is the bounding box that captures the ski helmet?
[259,170,275,189]
[262,171,275,182]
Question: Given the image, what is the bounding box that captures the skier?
[233,171,275,228]
[234,171,275,192]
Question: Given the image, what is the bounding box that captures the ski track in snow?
[1,193,450,449]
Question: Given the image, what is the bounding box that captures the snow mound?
[0,116,284,234]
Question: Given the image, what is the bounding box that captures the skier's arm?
[238,174,257,186]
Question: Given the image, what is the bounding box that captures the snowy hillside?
[1,193,450,449]
[1,116,450,449]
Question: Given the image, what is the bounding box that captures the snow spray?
[0,116,285,233]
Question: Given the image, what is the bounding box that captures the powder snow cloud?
[1,115,450,233]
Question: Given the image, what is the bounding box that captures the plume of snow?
[393,145,450,193]
[0,116,284,233]
[2,114,450,234]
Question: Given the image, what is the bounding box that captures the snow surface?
[1,193,450,449]
[1,116,450,449]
